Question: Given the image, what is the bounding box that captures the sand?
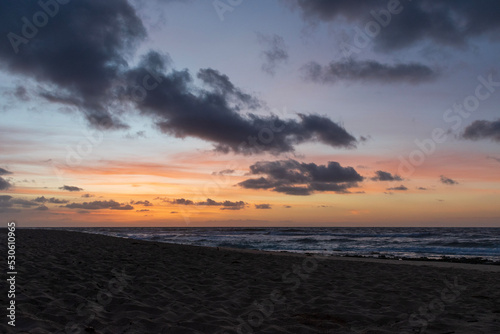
[1,229,499,334]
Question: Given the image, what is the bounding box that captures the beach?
[2,229,500,334]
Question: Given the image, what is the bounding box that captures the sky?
[0,0,499,227]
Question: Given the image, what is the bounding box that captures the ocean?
[56,227,500,263]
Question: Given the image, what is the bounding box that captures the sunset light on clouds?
[1,0,499,227]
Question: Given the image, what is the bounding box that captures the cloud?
[0,196,38,212]
[371,170,403,181]
[59,185,84,192]
[169,198,194,205]
[0,177,12,190]
[284,205,292,208]
[302,60,437,84]
[35,205,49,211]
[136,209,150,212]
[386,185,408,191]
[0,0,146,130]
[131,200,153,206]
[212,169,235,176]
[0,168,12,175]
[113,204,134,210]
[440,175,458,185]
[81,194,95,198]
[64,200,134,210]
[462,119,500,142]
[197,199,246,210]
[0,195,13,209]
[289,0,500,51]
[34,196,47,203]
[196,68,261,109]
[10,198,39,208]
[255,204,272,209]
[238,159,363,195]
[256,33,289,75]
[34,196,69,204]
[417,187,428,190]
[0,1,358,155]
[134,55,358,154]
[168,198,246,210]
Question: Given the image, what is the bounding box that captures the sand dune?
[1,229,499,333]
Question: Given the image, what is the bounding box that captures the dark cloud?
[113,204,134,210]
[257,33,289,75]
[0,177,12,190]
[302,60,437,84]
[81,194,95,198]
[131,200,153,206]
[49,198,69,204]
[134,54,358,154]
[64,200,134,210]
[169,198,194,205]
[198,199,246,210]
[0,0,146,130]
[0,195,13,210]
[35,205,49,211]
[0,197,17,213]
[255,204,272,209]
[284,205,292,208]
[196,198,221,206]
[386,185,408,191]
[273,185,312,196]
[34,196,47,203]
[462,119,500,142]
[11,198,39,208]
[0,167,13,175]
[197,68,261,109]
[440,175,458,185]
[59,185,84,192]
[371,170,403,181]
[417,187,428,190]
[289,0,500,51]
[168,198,246,210]
[0,2,358,155]
[238,159,363,196]
[136,209,150,212]
[34,196,69,204]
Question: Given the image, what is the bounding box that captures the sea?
[57,227,500,263]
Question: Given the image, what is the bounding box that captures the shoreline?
[2,229,500,333]
[31,227,500,269]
